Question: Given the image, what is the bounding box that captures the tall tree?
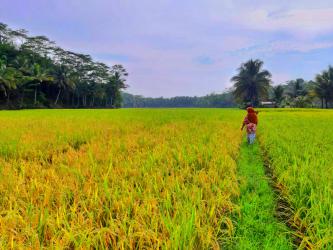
[272,85,284,107]
[52,64,75,105]
[231,59,272,106]
[106,65,128,107]
[26,63,53,105]
[0,58,20,102]
[314,66,333,108]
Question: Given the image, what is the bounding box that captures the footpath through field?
[233,139,293,249]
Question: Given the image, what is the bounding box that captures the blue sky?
[1,0,333,97]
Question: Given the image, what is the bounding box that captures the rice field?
[0,108,332,249]
[0,109,244,249]
[259,109,333,249]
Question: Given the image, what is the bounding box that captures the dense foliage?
[231,59,272,106]
[0,22,128,108]
[232,59,333,108]
[122,92,236,108]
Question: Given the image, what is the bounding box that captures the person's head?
[247,107,255,113]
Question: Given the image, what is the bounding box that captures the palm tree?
[53,64,75,105]
[0,58,20,102]
[0,59,10,96]
[231,59,272,106]
[314,66,333,108]
[27,63,53,105]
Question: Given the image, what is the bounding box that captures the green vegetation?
[232,59,272,107]
[231,59,333,109]
[259,109,333,248]
[314,66,333,108]
[122,92,236,108]
[234,140,292,250]
[0,23,128,109]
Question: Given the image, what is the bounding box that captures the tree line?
[123,59,333,109]
[122,92,236,108]
[231,59,333,108]
[0,22,128,109]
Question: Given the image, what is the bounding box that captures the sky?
[1,0,333,97]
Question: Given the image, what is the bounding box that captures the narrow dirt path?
[233,140,294,249]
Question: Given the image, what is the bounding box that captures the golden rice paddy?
[0,108,332,249]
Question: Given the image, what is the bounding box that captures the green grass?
[233,139,293,250]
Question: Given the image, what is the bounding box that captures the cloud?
[234,8,333,36]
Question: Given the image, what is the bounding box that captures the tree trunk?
[20,90,25,107]
[321,98,324,109]
[6,91,10,104]
[77,95,80,107]
[82,96,86,107]
[325,99,328,109]
[54,88,61,105]
[34,87,37,105]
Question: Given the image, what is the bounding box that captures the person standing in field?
[241,106,259,144]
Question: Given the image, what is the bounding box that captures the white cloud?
[235,8,333,36]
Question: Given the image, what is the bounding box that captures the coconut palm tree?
[0,58,20,102]
[314,66,333,108]
[231,59,272,106]
[52,64,75,105]
[27,63,53,105]
[0,58,10,96]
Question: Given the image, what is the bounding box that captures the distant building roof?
[261,101,275,105]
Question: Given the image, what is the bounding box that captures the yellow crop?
[0,109,243,249]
